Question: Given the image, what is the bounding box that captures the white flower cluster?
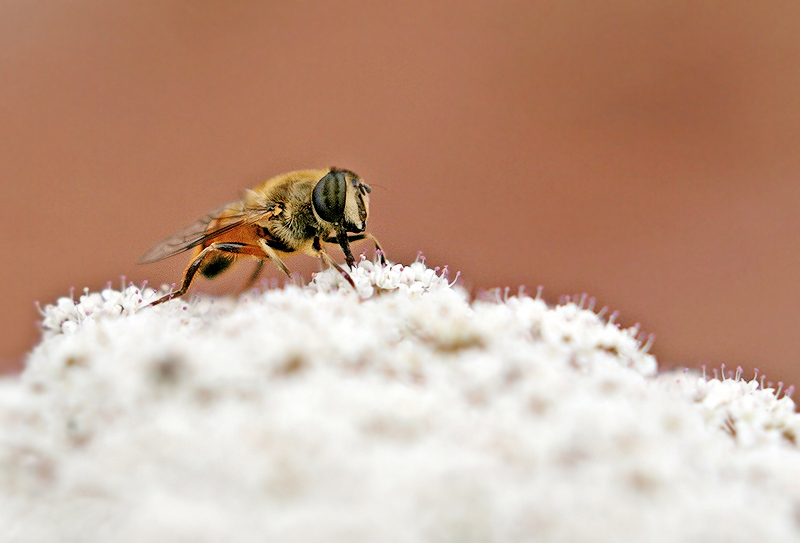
[39,284,149,338]
[663,368,799,448]
[2,260,800,542]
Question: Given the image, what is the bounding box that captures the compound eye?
[312,170,347,225]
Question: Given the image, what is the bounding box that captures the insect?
[139,167,385,306]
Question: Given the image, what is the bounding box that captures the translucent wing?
[139,201,270,264]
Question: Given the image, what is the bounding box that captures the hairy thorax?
[250,176,332,255]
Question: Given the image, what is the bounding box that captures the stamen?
[449,271,461,287]
[641,334,655,353]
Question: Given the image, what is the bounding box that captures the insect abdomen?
[199,254,234,278]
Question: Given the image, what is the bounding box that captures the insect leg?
[324,234,364,243]
[149,244,219,306]
[314,236,356,288]
[256,239,294,279]
[363,232,386,265]
[149,242,264,306]
[323,232,386,265]
[336,230,356,268]
[238,259,265,293]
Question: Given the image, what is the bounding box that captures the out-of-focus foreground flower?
[2,260,800,542]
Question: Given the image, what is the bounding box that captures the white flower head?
[4,260,800,542]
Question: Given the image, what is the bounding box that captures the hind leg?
[237,259,265,294]
[150,242,266,306]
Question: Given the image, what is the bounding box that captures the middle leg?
[238,259,265,294]
[313,236,356,288]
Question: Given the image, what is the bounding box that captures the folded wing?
[138,201,272,264]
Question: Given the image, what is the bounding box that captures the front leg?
[324,232,386,266]
[336,229,356,268]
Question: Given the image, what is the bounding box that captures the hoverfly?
[140,168,384,306]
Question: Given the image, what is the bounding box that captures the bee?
[139,168,385,306]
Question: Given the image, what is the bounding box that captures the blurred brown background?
[2,1,800,388]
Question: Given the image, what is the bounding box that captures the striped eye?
[312,170,347,225]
